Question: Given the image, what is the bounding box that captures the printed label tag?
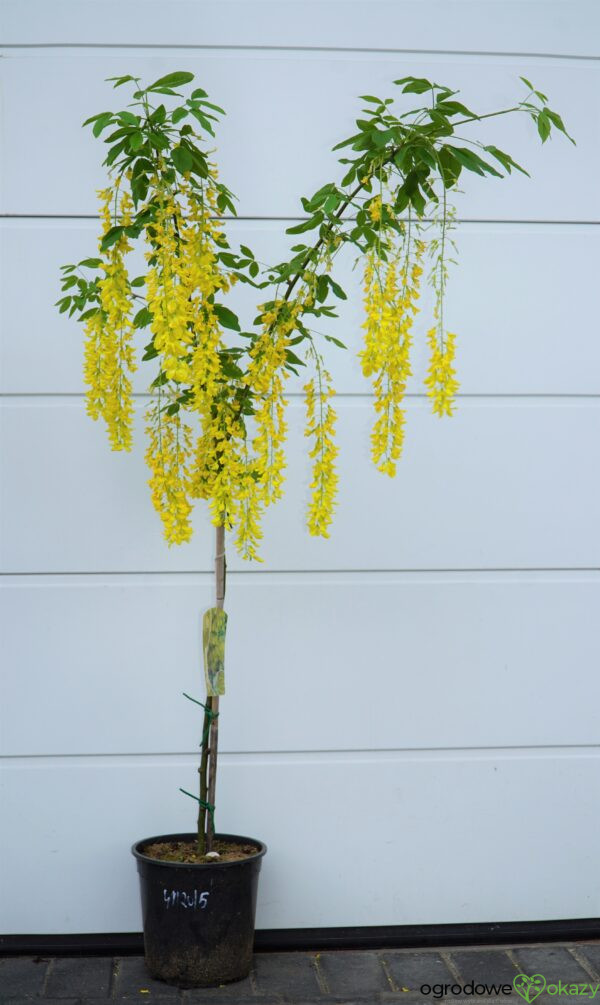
[203,607,227,696]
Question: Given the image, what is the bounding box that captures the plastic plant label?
[203,607,227,696]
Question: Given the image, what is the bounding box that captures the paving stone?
[182,970,255,1001]
[383,950,454,992]
[0,1000,79,1005]
[577,946,600,979]
[449,949,518,987]
[112,956,184,997]
[317,951,390,996]
[0,956,50,996]
[183,997,272,1005]
[254,951,322,997]
[44,956,113,997]
[512,946,589,984]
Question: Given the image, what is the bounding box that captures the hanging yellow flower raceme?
[304,362,339,537]
[83,186,137,451]
[425,323,459,416]
[245,299,301,506]
[360,237,424,476]
[425,205,459,417]
[145,401,194,545]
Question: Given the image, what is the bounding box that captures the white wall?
[1,0,599,934]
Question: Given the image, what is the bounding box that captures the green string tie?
[179,788,215,824]
[182,692,219,744]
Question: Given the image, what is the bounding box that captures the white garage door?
[1,0,599,933]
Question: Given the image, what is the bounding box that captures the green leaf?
[107,75,137,88]
[91,112,114,137]
[435,99,476,119]
[286,213,324,235]
[172,144,193,172]
[213,304,240,331]
[437,146,462,187]
[327,277,347,300]
[191,87,208,99]
[118,110,139,126]
[449,146,502,177]
[484,144,529,177]
[100,226,124,251]
[545,107,576,144]
[78,257,102,269]
[520,76,534,91]
[285,349,305,367]
[395,76,433,94]
[536,111,551,143]
[82,110,112,127]
[142,344,159,361]
[189,108,215,135]
[359,94,384,104]
[129,130,144,151]
[130,276,146,287]
[133,307,153,329]
[172,106,188,123]
[324,334,348,349]
[147,71,195,91]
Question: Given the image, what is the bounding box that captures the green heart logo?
[514,974,546,1003]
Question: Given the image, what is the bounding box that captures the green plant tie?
[182,692,219,744]
[179,788,215,825]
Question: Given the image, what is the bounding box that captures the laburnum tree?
[57,70,571,854]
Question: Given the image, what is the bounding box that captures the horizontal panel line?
[2,44,599,63]
[3,745,600,764]
[2,568,598,577]
[2,213,600,226]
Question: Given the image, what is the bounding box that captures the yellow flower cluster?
[190,396,264,560]
[360,241,424,476]
[83,186,136,451]
[425,324,459,416]
[245,300,301,505]
[145,403,194,545]
[144,176,232,394]
[304,365,339,537]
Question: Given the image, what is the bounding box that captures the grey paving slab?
[382,950,454,992]
[512,946,589,984]
[577,945,600,979]
[181,970,255,1000]
[448,949,518,986]
[253,951,322,997]
[0,952,49,992]
[183,996,271,1005]
[113,956,185,997]
[44,956,114,997]
[317,951,391,996]
[0,956,50,996]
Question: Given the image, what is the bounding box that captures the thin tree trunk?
[196,701,211,855]
[205,523,225,852]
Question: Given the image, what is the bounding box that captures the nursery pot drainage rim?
[132,831,267,988]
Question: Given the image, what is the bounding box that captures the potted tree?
[57,69,571,987]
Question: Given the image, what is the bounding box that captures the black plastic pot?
[132,832,267,988]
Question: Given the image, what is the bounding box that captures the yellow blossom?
[425,325,459,416]
[304,364,339,537]
[145,403,194,545]
[359,239,424,476]
[84,185,136,451]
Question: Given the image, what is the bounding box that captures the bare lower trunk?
[205,523,225,852]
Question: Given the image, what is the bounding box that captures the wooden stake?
[206,523,225,852]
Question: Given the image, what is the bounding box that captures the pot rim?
[131,831,267,869]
